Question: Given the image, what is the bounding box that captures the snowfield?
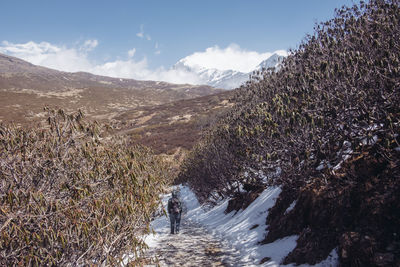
[144,185,339,266]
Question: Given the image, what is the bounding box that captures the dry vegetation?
[113,91,234,155]
[179,1,400,265]
[0,109,172,265]
[0,54,222,125]
[0,53,232,160]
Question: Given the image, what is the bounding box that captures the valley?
[1,1,399,266]
[0,53,223,125]
[0,53,231,158]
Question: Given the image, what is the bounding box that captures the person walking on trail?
[168,190,182,234]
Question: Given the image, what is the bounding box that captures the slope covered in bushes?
[179,0,400,265]
[0,109,171,265]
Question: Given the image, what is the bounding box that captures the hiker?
[168,190,182,234]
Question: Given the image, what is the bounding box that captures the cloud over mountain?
[0,40,286,88]
[178,43,287,73]
[0,40,94,73]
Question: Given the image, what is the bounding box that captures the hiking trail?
[144,217,250,266]
[137,186,339,267]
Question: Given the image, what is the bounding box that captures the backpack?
[171,197,181,214]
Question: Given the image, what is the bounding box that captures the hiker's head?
[172,190,178,198]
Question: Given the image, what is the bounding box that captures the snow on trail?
[143,187,247,266]
[144,220,246,266]
[143,185,339,267]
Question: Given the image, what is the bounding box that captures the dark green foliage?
[179,0,400,265]
[0,109,170,265]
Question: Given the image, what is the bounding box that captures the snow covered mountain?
[173,52,286,89]
[256,53,285,71]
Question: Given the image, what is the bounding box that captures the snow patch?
[361,135,378,146]
[99,80,112,85]
[143,185,339,266]
[285,201,297,214]
[258,235,298,266]
[316,160,332,171]
[180,185,287,265]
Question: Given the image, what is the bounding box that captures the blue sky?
[0,0,355,83]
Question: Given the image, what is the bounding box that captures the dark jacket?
[168,197,182,214]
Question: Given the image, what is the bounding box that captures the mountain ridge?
[0,52,219,92]
[0,52,234,158]
[173,52,286,89]
[0,52,223,124]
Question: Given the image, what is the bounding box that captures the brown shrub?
[0,109,170,265]
[179,0,400,265]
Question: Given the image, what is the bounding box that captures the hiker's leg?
[170,214,175,234]
[175,213,181,233]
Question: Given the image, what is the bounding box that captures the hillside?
[112,90,234,155]
[0,53,222,124]
[2,0,399,266]
[0,53,235,266]
[179,1,400,266]
[0,53,233,156]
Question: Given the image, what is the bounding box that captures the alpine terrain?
[173,52,286,89]
[1,0,399,266]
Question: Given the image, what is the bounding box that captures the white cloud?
[136,24,144,38]
[128,48,136,58]
[154,42,161,55]
[0,40,92,72]
[136,24,151,41]
[0,40,286,86]
[180,43,286,73]
[1,40,59,56]
[148,67,201,84]
[82,39,98,51]
[90,59,201,84]
[91,58,150,79]
[0,40,200,84]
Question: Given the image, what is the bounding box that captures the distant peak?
[273,50,289,57]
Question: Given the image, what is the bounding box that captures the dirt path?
[144,218,249,267]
